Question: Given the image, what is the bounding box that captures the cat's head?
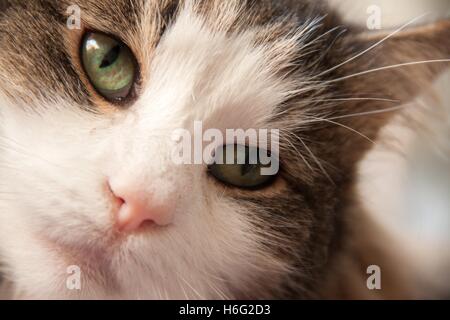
[0,0,448,299]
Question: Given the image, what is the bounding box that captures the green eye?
[208,145,278,189]
[81,32,137,102]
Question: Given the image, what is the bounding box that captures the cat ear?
[335,19,450,102]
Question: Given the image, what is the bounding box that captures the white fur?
[0,5,300,299]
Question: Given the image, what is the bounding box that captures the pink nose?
[109,182,174,232]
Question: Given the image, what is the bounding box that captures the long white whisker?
[327,105,407,120]
[308,97,400,103]
[325,59,450,84]
[314,12,431,78]
[305,115,375,144]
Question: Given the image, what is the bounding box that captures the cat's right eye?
[208,145,277,190]
[81,32,137,103]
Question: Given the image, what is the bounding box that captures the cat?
[0,0,448,299]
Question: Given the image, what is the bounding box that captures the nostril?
[115,196,125,208]
[107,179,173,233]
[116,201,156,232]
[107,180,125,208]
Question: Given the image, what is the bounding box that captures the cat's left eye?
[208,145,277,190]
[81,32,137,102]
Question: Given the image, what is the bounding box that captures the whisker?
[264,94,399,125]
[297,136,334,184]
[308,97,400,103]
[280,130,315,173]
[324,59,450,84]
[175,274,190,300]
[327,105,407,120]
[304,115,375,144]
[307,27,348,70]
[300,25,344,54]
[314,12,432,78]
[285,130,335,184]
[177,272,205,300]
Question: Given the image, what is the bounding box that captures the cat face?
[0,0,448,299]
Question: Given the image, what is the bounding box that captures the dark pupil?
[240,151,253,175]
[240,163,254,176]
[99,45,121,69]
